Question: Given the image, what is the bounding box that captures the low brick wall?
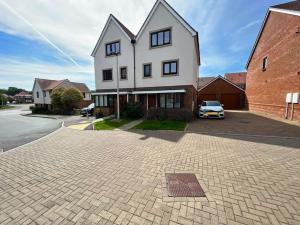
[248,103,300,121]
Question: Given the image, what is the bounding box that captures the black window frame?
[143,63,152,78]
[36,91,39,98]
[162,60,178,76]
[120,67,127,80]
[105,41,120,56]
[158,93,183,109]
[150,29,171,48]
[96,95,114,108]
[262,56,268,71]
[102,69,113,81]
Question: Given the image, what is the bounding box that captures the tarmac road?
[0,104,62,152]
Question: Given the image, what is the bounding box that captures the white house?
[32,78,91,109]
[91,0,200,116]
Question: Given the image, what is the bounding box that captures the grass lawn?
[94,118,133,130]
[134,120,187,131]
[0,105,14,110]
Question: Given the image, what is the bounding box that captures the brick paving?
[0,125,300,224]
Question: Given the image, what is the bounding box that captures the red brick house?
[224,72,247,90]
[198,76,245,109]
[246,1,300,121]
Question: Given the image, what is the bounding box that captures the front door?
[148,94,156,109]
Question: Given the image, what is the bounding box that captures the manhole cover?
[166,173,205,197]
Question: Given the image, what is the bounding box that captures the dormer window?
[151,29,171,48]
[106,41,120,56]
[262,56,268,71]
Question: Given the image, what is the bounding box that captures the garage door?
[198,94,217,105]
[220,94,240,109]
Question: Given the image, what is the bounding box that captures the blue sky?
[0,0,287,90]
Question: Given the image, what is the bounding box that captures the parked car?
[198,101,225,119]
[80,103,95,116]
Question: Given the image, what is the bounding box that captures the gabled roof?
[14,91,31,97]
[69,82,90,93]
[246,1,300,69]
[91,14,135,57]
[111,15,135,40]
[198,77,216,89]
[36,78,66,90]
[135,0,200,65]
[34,78,90,92]
[136,0,197,39]
[271,1,300,12]
[198,76,245,92]
[224,72,247,85]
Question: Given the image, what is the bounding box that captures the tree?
[50,88,65,114]
[0,94,7,106]
[7,87,25,96]
[61,88,83,113]
[0,89,7,95]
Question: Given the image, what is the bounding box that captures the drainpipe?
[131,39,136,90]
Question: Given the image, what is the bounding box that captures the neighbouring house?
[32,78,91,109]
[246,1,300,121]
[198,76,245,110]
[224,72,247,90]
[91,0,200,117]
[14,91,33,103]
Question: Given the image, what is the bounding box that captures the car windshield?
[88,103,95,108]
[202,101,221,106]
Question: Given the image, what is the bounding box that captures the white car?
[199,101,225,119]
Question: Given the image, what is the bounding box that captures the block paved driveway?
[0,113,300,224]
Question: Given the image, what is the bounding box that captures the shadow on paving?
[129,111,300,149]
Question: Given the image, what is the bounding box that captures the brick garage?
[198,76,245,110]
[246,2,300,121]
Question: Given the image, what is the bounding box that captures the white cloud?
[0,0,155,60]
[0,57,94,90]
[0,0,158,89]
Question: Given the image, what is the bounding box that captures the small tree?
[61,88,83,114]
[0,94,7,106]
[51,88,65,114]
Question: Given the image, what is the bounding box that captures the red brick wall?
[246,11,300,121]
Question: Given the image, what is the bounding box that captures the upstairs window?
[143,64,152,78]
[103,69,113,81]
[163,60,178,76]
[120,67,127,80]
[43,91,46,97]
[262,56,268,71]
[151,29,171,47]
[106,41,120,56]
[36,91,39,98]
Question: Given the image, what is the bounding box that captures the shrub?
[94,108,104,119]
[30,106,51,114]
[61,88,83,114]
[122,102,143,119]
[147,108,193,122]
[51,88,65,114]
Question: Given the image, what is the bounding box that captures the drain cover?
[166,173,205,197]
